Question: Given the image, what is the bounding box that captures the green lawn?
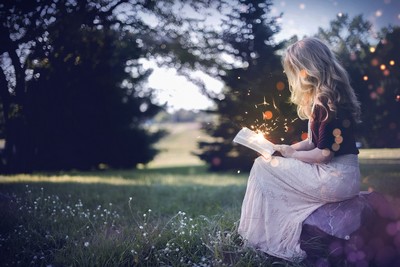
[0,123,399,266]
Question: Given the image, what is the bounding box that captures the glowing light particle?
[301,132,308,140]
[380,64,386,70]
[363,75,368,81]
[377,87,385,95]
[396,95,400,102]
[369,47,376,53]
[299,3,306,10]
[263,111,273,120]
[371,58,379,66]
[389,60,395,66]
[375,10,382,17]
[383,70,390,76]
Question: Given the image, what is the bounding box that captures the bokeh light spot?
[380,64,386,70]
[270,158,279,167]
[212,157,221,166]
[363,75,368,81]
[369,47,376,53]
[377,87,385,95]
[383,69,390,76]
[322,149,331,156]
[335,136,343,144]
[332,128,341,137]
[371,58,379,66]
[301,132,308,140]
[389,60,395,66]
[276,81,285,91]
[263,110,273,120]
[331,143,340,151]
[342,119,351,128]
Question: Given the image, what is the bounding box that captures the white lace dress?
[238,153,360,261]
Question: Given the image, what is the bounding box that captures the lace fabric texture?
[238,154,360,262]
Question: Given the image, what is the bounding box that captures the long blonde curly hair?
[282,37,361,122]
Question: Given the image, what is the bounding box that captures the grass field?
[0,122,399,266]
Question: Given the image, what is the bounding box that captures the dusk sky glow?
[146,0,400,111]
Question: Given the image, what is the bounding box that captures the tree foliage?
[317,15,400,148]
[0,0,191,172]
[196,0,306,171]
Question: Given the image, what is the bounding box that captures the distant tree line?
[1,0,398,173]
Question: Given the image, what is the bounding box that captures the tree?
[196,0,306,171]
[0,0,192,172]
[317,15,400,148]
[361,27,400,147]
[26,19,165,170]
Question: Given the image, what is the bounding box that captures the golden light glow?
[369,47,376,53]
[263,110,273,120]
[389,60,395,66]
[380,64,386,70]
[363,75,368,81]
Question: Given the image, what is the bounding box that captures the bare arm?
[291,148,333,164]
[274,145,333,164]
[290,138,315,151]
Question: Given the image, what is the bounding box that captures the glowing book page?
[233,127,275,159]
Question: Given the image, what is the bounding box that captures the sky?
[144,0,400,112]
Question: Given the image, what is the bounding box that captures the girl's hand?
[274,145,296,158]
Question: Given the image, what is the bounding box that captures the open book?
[233,127,275,159]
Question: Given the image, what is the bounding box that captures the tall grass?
[0,179,296,266]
